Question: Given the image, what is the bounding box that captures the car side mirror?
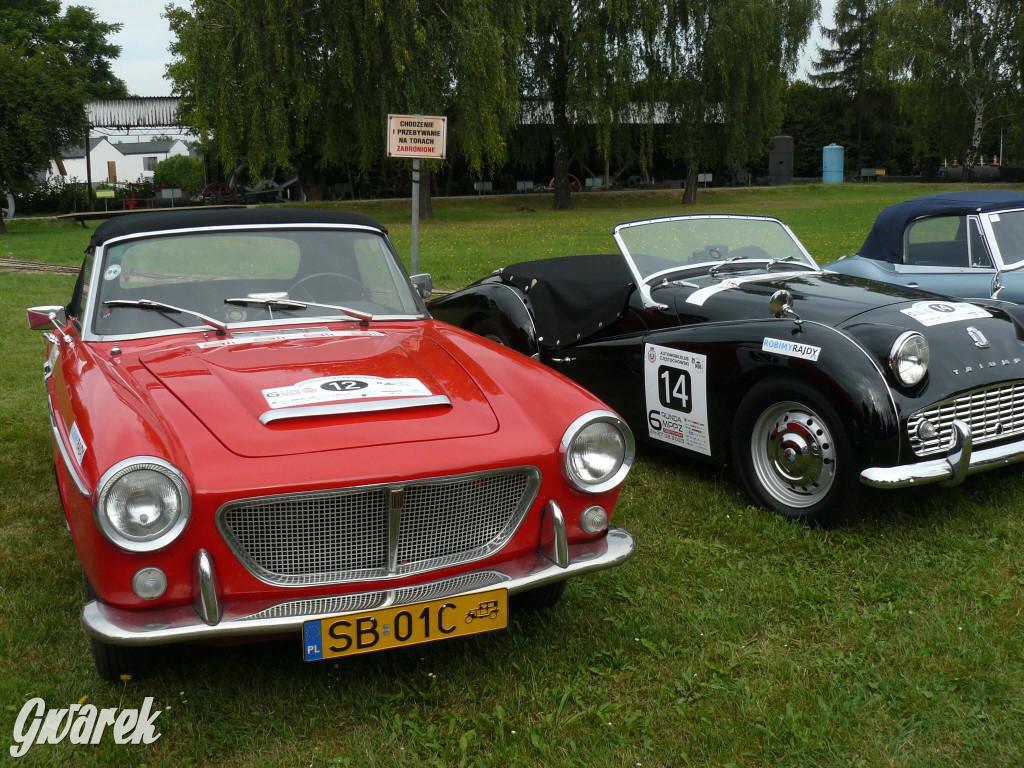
[768,290,793,318]
[410,273,433,299]
[26,305,67,331]
[991,270,1004,300]
[768,289,803,329]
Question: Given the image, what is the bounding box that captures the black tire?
[471,317,511,346]
[732,377,859,526]
[512,580,567,612]
[83,576,153,680]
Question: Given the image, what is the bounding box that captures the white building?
[51,138,191,185]
[112,139,191,181]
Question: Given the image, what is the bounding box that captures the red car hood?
[138,328,498,458]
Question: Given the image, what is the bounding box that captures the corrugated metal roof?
[86,97,181,128]
[113,140,182,155]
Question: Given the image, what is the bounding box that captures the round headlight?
[889,332,930,386]
[95,458,191,552]
[560,411,635,494]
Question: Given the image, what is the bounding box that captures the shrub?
[154,155,205,190]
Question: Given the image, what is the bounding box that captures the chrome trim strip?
[540,500,569,568]
[47,398,89,496]
[860,421,1024,488]
[82,527,636,646]
[192,549,222,626]
[387,488,403,572]
[259,395,451,425]
[494,282,536,335]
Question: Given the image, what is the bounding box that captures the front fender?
[430,281,538,356]
[645,318,902,467]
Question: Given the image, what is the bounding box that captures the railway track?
[0,259,80,275]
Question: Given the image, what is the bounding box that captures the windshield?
[90,227,425,337]
[987,210,1024,269]
[614,216,817,283]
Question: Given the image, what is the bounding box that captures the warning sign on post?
[387,114,447,159]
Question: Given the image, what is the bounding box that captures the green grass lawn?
[2,184,1024,767]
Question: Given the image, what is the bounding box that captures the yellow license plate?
[302,588,508,661]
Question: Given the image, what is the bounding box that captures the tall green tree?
[522,1,665,210]
[167,0,523,203]
[0,0,126,233]
[879,0,1024,177]
[811,0,911,173]
[655,0,817,203]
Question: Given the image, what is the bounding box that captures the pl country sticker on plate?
[900,301,991,327]
[644,344,710,456]
[263,375,432,409]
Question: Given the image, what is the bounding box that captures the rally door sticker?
[900,301,991,326]
[644,344,710,456]
[263,375,432,409]
[761,337,821,361]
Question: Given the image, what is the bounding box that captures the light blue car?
[829,191,1024,302]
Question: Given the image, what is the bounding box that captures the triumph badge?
[966,326,989,349]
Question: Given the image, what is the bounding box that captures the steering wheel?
[289,273,370,303]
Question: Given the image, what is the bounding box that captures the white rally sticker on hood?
[762,337,821,361]
[263,375,432,409]
[900,301,991,327]
[685,271,821,306]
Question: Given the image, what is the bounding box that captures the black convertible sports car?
[430,214,1024,524]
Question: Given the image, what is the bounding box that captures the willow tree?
[654,0,816,203]
[166,0,523,202]
[523,0,667,210]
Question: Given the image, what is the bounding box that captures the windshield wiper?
[708,256,748,277]
[766,256,803,271]
[224,297,374,324]
[104,299,228,335]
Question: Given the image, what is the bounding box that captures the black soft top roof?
[88,208,387,249]
[858,190,1024,263]
[501,253,635,349]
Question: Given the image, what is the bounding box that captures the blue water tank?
[823,143,844,184]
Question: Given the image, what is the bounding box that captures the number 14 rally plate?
[302,588,508,661]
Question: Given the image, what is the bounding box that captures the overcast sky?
[75,0,837,97]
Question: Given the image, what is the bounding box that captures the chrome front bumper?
[82,524,635,647]
[860,419,1024,489]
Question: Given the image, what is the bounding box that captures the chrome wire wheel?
[749,400,837,509]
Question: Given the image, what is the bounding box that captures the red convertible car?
[27,209,635,679]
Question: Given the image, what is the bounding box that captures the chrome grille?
[908,380,1024,456]
[218,468,540,586]
[241,571,507,621]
